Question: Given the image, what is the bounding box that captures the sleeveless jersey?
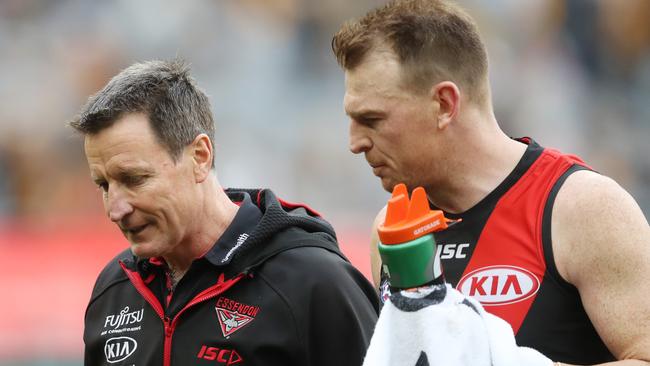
[380,138,615,364]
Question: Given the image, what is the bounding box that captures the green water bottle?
[377,184,452,290]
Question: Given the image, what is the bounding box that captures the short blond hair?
[332,0,488,102]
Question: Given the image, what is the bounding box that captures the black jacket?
[84,189,379,366]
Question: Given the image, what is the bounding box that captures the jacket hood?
[209,188,342,275]
[227,188,336,240]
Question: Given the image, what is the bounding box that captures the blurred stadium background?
[0,0,648,364]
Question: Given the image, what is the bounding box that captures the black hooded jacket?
[84,189,379,366]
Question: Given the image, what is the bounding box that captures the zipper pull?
[164,317,172,337]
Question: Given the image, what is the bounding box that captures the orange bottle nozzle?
[378,183,453,245]
[384,183,409,227]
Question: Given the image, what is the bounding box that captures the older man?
[72,60,378,366]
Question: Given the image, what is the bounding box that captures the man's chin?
[381,177,398,193]
[129,242,157,259]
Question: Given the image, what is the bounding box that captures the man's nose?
[349,120,372,154]
[106,188,134,223]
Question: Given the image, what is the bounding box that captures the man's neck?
[164,182,239,276]
[427,132,527,214]
[166,266,186,289]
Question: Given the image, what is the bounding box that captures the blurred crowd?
[0,0,648,364]
[0,0,648,227]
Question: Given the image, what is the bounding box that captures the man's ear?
[430,81,460,129]
[189,134,213,183]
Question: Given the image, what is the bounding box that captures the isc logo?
[435,243,469,260]
[197,345,243,365]
[457,265,540,306]
[104,336,137,363]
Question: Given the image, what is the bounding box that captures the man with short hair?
[332,0,650,364]
[73,60,378,366]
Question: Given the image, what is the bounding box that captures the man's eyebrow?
[90,166,153,183]
[114,166,154,176]
[346,109,385,119]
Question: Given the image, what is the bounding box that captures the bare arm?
[552,170,650,365]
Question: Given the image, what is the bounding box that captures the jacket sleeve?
[263,245,380,365]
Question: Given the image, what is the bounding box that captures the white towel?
[363,284,552,366]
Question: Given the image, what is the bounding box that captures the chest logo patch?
[457,265,540,306]
[215,297,260,337]
[104,336,137,363]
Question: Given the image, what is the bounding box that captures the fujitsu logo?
[215,296,260,337]
[457,265,540,306]
[104,306,144,329]
[222,233,249,263]
[104,336,137,363]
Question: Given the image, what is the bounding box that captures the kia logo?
[104,336,137,363]
[457,265,540,306]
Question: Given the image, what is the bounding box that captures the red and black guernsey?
[380,138,615,364]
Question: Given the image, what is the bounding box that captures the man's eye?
[359,117,381,126]
[97,182,108,192]
[124,175,146,186]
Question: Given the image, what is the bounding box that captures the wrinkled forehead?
[83,113,169,175]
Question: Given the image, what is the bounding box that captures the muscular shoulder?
[552,170,650,285]
[551,170,650,360]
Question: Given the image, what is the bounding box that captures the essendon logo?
[104,336,137,363]
[197,345,243,365]
[457,265,540,306]
[215,297,260,337]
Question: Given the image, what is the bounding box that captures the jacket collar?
[204,192,262,266]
